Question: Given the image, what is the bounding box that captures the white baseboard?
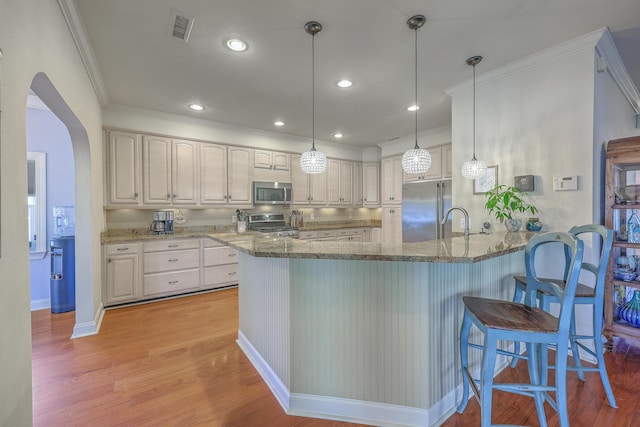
[71,302,105,339]
[31,299,50,311]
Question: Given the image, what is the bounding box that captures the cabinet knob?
[134,193,138,198]
[167,194,171,199]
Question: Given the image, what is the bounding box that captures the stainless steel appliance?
[150,210,174,234]
[402,180,452,242]
[253,181,292,205]
[248,213,299,238]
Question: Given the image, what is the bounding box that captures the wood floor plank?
[32,289,639,426]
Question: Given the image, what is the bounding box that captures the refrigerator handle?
[436,182,442,239]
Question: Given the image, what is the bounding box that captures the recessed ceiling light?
[333,133,343,139]
[274,121,285,126]
[407,104,419,112]
[189,104,204,111]
[337,80,352,88]
[226,38,247,52]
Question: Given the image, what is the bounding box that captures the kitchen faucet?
[442,206,470,238]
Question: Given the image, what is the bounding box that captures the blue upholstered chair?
[457,232,584,427]
[510,224,616,408]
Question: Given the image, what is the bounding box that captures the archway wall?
[0,1,104,425]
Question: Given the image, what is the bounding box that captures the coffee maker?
[150,210,174,234]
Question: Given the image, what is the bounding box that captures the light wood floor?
[32,288,639,426]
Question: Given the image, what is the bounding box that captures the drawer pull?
[228,253,237,257]
[116,247,129,251]
[168,244,179,248]
[228,272,237,275]
[168,259,179,262]
[168,280,179,284]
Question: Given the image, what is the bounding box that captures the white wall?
[0,1,104,425]
[377,124,451,159]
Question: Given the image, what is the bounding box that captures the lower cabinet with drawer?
[142,239,201,298]
[103,238,239,307]
[203,239,239,290]
[300,227,369,242]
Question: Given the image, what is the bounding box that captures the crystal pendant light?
[461,55,487,180]
[401,15,431,174]
[300,21,327,174]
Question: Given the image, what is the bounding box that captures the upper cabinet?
[328,159,354,206]
[402,144,451,183]
[292,155,327,205]
[353,162,363,206]
[362,163,380,206]
[381,156,403,204]
[105,129,253,208]
[253,149,291,183]
[106,130,142,205]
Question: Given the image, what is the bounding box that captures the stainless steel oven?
[253,181,292,205]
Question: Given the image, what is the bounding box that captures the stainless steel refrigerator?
[402,180,452,242]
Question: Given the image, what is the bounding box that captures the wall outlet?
[459,217,469,229]
[232,215,237,223]
[310,213,315,221]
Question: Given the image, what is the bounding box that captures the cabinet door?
[340,161,354,204]
[327,159,342,205]
[107,131,141,205]
[309,171,328,205]
[353,162,363,205]
[200,143,228,204]
[291,156,310,204]
[105,253,138,305]
[382,206,402,244]
[227,147,253,204]
[422,147,443,180]
[443,144,453,178]
[381,156,402,204]
[172,139,198,205]
[143,135,172,204]
[272,152,291,170]
[363,163,380,205]
[254,150,273,169]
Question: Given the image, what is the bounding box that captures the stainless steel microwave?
[253,181,292,205]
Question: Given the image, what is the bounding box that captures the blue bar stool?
[457,232,584,427]
[510,224,616,408]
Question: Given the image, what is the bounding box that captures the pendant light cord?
[414,28,419,150]
[472,62,477,161]
[311,32,316,151]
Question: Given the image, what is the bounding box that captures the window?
[28,151,47,256]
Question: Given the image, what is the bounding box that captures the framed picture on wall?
[473,165,498,194]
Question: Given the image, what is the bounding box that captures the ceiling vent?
[169,10,194,43]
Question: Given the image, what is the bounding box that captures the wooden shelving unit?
[604,136,640,345]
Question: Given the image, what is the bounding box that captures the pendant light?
[300,21,327,174]
[461,55,487,180]
[401,15,431,174]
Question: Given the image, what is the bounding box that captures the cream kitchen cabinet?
[362,162,380,206]
[292,155,328,205]
[353,162,363,205]
[142,239,201,298]
[200,144,253,206]
[104,243,140,305]
[254,149,290,171]
[202,239,239,289]
[402,144,451,182]
[381,156,403,204]
[106,130,142,205]
[382,206,403,245]
[328,159,354,205]
[142,136,198,205]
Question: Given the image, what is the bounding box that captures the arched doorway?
[30,72,101,336]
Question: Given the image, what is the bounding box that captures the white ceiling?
[73,0,640,148]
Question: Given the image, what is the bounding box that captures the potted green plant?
[484,184,538,232]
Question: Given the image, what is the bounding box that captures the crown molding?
[445,28,608,96]
[596,28,640,114]
[57,0,110,106]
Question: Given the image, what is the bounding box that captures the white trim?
[236,330,290,412]
[71,301,105,339]
[446,27,607,96]
[596,28,640,114]
[31,299,50,311]
[57,0,110,106]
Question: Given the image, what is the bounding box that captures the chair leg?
[457,310,473,413]
[480,333,498,427]
[569,307,585,381]
[593,313,617,408]
[510,280,524,368]
[555,346,570,427]
[526,342,548,427]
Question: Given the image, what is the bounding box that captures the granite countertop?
[208,231,536,263]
